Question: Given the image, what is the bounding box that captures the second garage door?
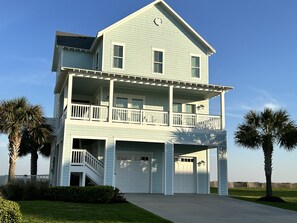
[115,153,151,193]
[174,156,196,193]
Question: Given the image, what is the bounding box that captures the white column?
[108,80,114,123]
[217,142,228,196]
[66,74,74,120]
[220,91,225,130]
[164,143,174,195]
[104,138,116,187]
[169,85,173,126]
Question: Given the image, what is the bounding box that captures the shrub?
[2,180,49,201]
[45,186,119,203]
[0,197,22,223]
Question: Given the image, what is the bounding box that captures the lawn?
[212,187,297,212]
[18,200,172,223]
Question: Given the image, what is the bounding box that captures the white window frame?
[112,42,125,70]
[114,93,145,109]
[173,99,197,114]
[152,48,165,75]
[190,53,201,79]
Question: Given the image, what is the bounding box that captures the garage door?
[174,156,196,193]
[115,153,150,193]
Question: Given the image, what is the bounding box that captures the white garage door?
[174,156,196,193]
[115,153,150,193]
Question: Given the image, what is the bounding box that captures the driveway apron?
[126,194,297,223]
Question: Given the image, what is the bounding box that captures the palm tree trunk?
[263,147,273,197]
[8,157,16,183]
[8,133,21,183]
[31,150,38,183]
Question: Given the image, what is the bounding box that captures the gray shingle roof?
[56,31,95,50]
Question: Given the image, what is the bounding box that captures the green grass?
[18,200,172,223]
[211,187,297,212]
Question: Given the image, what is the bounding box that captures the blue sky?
[0,0,297,182]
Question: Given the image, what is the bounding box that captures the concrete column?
[108,80,114,123]
[164,143,174,195]
[66,74,74,120]
[217,141,228,195]
[104,138,116,187]
[169,85,173,126]
[220,91,225,130]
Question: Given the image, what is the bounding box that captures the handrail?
[71,149,104,176]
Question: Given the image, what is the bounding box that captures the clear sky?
[0,0,296,182]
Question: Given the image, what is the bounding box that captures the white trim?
[152,48,165,75]
[102,36,105,71]
[114,137,166,144]
[190,53,202,80]
[111,42,125,70]
[96,0,215,54]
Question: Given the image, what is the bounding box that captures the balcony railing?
[69,103,221,130]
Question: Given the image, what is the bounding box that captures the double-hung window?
[113,44,124,69]
[153,49,164,74]
[191,55,200,78]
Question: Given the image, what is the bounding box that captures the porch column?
[220,91,225,130]
[164,143,174,195]
[104,138,116,187]
[217,142,228,195]
[108,79,114,123]
[66,73,74,120]
[169,85,173,126]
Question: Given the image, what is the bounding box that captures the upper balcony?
[55,67,232,131]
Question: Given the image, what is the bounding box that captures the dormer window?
[112,43,124,69]
[191,55,200,78]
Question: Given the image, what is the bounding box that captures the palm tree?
[0,97,44,182]
[19,120,52,178]
[235,108,297,199]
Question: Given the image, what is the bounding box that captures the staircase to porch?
[71,149,104,185]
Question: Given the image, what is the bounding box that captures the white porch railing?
[112,107,142,124]
[71,104,108,121]
[71,149,104,176]
[142,110,168,126]
[69,103,221,129]
[196,114,221,130]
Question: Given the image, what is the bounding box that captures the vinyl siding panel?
[103,5,209,84]
[62,49,93,69]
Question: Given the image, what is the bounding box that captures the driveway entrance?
[126,194,297,223]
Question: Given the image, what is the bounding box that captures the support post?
[66,74,74,120]
[108,80,114,123]
[164,143,174,195]
[220,91,225,130]
[169,85,173,126]
[104,138,115,187]
[217,141,228,196]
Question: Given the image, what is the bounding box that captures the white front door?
[115,153,150,193]
[174,156,196,193]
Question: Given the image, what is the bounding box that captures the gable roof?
[95,0,216,55]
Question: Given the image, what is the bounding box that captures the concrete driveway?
[126,194,297,223]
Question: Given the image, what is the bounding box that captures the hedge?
[2,181,49,201]
[0,197,22,223]
[45,186,117,203]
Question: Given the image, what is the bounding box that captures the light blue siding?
[218,141,228,195]
[104,138,115,186]
[102,5,209,84]
[164,143,174,195]
[62,49,93,69]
